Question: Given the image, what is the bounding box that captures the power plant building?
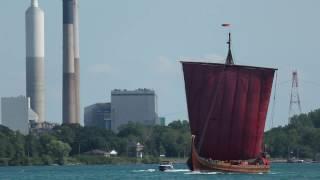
[84,103,111,130]
[1,96,38,135]
[111,89,159,131]
[25,0,45,122]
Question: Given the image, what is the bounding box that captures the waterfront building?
[84,103,112,130]
[159,117,166,126]
[29,120,58,134]
[111,89,159,131]
[136,142,144,158]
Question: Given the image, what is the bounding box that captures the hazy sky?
[1,0,320,129]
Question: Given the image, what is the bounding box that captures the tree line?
[265,109,320,160]
[2,108,320,166]
[0,120,191,166]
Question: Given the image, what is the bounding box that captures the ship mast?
[225,33,234,64]
[196,32,235,154]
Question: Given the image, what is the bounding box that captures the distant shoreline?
[270,158,320,163]
[2,157,320,167]
[0,156,188,167]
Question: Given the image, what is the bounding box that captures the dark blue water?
[0,163,319,180]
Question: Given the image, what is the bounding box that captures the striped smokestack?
[26,0,45,122]
[63,0,76,124]
[74,0,80,123]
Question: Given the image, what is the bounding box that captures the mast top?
[225,32,234,65]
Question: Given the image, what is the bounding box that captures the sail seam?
[241,71,251,159]
[197,69,223,155]
[215,70,227,159]
[227,68,239,159]
[196,66,208,139]
[254,72,263,157]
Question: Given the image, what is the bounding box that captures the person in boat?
[240,161,248,165]
[255,152,270,165]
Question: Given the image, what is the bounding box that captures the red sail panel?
[182,62,275,160]
[201,71,225,158]
[215,69,238,159]
[255,71,274,154]
[242,72,261,158]
[229,69,249,159]
[183,64,200,136]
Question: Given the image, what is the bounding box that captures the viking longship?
[182,33,276,173]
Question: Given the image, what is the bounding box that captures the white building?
[111,89,159,131]
[136,142,144,158]
[1,96,38,135]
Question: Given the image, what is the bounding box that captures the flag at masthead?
[222,24,234,65]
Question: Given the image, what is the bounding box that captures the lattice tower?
[288,71,302,124]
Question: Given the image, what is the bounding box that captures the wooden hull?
[189,136,270,173]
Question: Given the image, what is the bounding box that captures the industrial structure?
[1,0,82,132]
[24,0,81,125]
[29,120,58,134]
[74,0,81,124]
[111,89,159,131]
[84,89,160,131]
[25,0,45,122]
[62,0,80,124]
[84,103,112,130]
[1,96,38,135]
[288,70,302,123]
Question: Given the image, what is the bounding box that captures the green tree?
[265,109,320,159]
[47,140,71,159]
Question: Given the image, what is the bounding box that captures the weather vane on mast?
[222,23,234,65]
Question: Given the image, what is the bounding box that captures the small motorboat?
[287,158,304,163]
[159,161,174,171]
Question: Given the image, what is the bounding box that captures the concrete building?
[111,89,159,131]
[1,96,37,135]
[84,103,111,130]
[25,0,45,123]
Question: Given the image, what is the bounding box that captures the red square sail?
[182,62,276,160]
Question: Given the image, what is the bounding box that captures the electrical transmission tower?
[288,70,302,124]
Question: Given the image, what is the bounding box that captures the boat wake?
[132,169,156,173]
[184,171,221,175]
[184,171,275,175]
[133,169,190,173]
[164,169,190,172]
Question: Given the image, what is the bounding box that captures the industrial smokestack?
[63,0,76,124]
[26,0,45,123]
[74,0,80,123]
